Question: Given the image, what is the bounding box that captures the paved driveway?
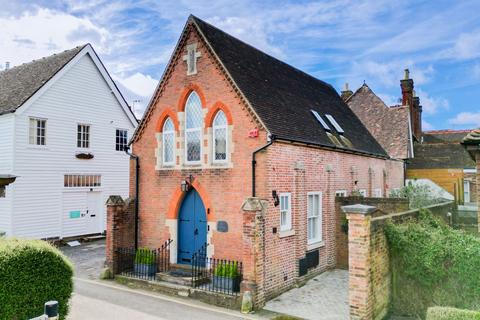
[264,269,349,320]
[60,239,106,279]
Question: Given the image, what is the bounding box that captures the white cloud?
[416,89,449,115]
[449,30,480,60]
[422,119,434,131]
[115,72,158,97]
[377,93,400,107]
[0,8,110,67]
[449,112,480,127]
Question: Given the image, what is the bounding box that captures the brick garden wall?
[335,197,409,269]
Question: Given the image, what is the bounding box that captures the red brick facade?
[129,25,405,302]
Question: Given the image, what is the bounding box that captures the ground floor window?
[335,190,347,197]
[307,192,322,244]
[373,188,382,197]
[64,175,101,188]
[464,180,471,203]
[358,189,367,197]
[279,193,292,231]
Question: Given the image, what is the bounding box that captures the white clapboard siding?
[0,114,14,234]
[11,53,134,239]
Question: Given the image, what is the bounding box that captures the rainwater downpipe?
[252,135,276,197]
[125,146,139,250]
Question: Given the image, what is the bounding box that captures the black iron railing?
[191,244,243,296]
[116,239,173,281]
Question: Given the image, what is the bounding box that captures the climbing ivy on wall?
[384,210,480,319]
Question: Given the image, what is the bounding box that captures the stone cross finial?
[183,43,202,75]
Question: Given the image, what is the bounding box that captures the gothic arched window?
[213,111,227,162]
[162,118,175,165]
[185,92,203,163]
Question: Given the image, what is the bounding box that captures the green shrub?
[385,211,480,318]
[426,307,480,320]
[134,248,155,265]
[0,238,73,319]
[214,262,239,278]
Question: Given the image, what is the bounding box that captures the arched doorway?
[177,188,207,265]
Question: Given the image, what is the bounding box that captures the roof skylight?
[311,110,331,131]
[325,114,344,134]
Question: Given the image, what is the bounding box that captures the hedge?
[0,239,74,319]
[385,211,480,318]
[426,307,480,320]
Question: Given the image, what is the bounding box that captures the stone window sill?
[307,241,325,251]
[279,229,295,238]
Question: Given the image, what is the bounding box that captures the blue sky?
[1,0,479,130]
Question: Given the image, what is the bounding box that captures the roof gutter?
[273,135,390,160]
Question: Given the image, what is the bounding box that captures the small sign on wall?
[69,211,81,219]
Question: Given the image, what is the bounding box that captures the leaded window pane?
[162,118,175,164]
[213,111,227,126]
[214,127,227,160]
[185,92,203,129]
[186,130,201,162]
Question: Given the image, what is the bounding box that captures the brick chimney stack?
[341,82,353,101]
[400,69,422,140]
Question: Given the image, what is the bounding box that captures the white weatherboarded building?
[0,44,137,239]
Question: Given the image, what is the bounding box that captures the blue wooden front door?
[177,189,207,265]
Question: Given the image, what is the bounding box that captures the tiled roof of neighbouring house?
[346,83,411,160]
[0,45,86,115]
[189,16,388,158]
[407,130,476,169]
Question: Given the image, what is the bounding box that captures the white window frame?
[212,111,228,163]
[464,180,471,203]
[358,189,367,197]
[373,188,382,198]
[77,124,90,149]
[115,128,128,152]
[29,117,47,146]
[307,192,322,245]
[279,193,292,232]
[335,190,347,197]
[184,92,203,165]
[162,118,175,166]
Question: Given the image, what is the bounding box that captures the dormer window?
[185,92,203,164]
[213,111,228,162]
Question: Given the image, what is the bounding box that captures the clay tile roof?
[346,83,410,159]
[190,16,387,158]
[0,45,87,115]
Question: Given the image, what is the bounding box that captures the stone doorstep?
[115,275,241,310]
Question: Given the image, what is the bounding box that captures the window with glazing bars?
[77,124,90,148]
[116,129,128,151]
[162,118,175,165]
[185,92,203,163]
[29,118,46,145]
[213,111,227,162]
[64,175,101,187]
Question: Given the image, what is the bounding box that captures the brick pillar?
[342,204,377,320]
[106,195,135,274]
[240,197,268,311]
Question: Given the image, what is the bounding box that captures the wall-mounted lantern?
[272,190,280,207]
[181,175,194,192]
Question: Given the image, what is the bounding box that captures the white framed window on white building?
[77,124,90,148]
[64,175,101,188]
[213,111,228,163]
[464,180,471,203]
[373,188,382,198]
[307,192,322,244]
[335,190,347,197]
[358,189,367,197]
[184,92,203,164]
[29,118,47,146]
[279,193,292,231]
[115,129,128,151]
[162,118,175,166]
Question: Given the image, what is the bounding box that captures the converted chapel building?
[127,15,404,301]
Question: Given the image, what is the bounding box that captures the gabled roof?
[134,15,388,158]
[346,83,411,159]
[408,130,476,169]
[0,44,137,125]
[0,46,85,115]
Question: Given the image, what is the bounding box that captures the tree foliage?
[389,182,445,209]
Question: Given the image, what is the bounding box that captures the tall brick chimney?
[341,83,353,101]
[400,69,422,140]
